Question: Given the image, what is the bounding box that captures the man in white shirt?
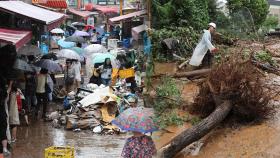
[189,22,218,67]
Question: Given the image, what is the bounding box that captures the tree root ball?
[189,53,276,123]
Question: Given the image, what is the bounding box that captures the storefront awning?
[0,28,32,50]
[132,24,146,40]
[109,10,146,24]
[93,5,119,14]
[39,0,67,9]
[0,1,65,30]
[68,8,94,18]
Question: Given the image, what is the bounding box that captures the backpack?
[16,92,22,112]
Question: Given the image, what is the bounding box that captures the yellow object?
[111,68,119,85]
[45,146,74,158]
[100,104,116,123]
[119,68,135,79]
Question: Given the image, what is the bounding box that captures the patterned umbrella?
[111,107,158,133]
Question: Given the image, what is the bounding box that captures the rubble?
[48,83,140,135]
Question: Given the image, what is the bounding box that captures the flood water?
[10,117,128,158]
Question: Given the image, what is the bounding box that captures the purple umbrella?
[35,59,62,73]
[73,30,90,37]
[111,107,158,133]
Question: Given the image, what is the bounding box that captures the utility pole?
[77,0,81,10]
[120,0,123,15]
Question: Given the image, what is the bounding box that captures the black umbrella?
[41,53,58,60]
[66,25,77,31]
[65,36,85,43]
[18,45,41,56]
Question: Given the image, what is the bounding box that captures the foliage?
[254,50,276,66]
[190,116,202,126]
[153,110,189,128]
[152,0,209,30]
[215,12,231,29]
[151,27,200,61]
[144,55,154,90]
[151,77,185,128]
[208,0,219,22]
[262,16,279,30]
[227,0,269,29]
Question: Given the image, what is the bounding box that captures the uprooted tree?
[160,52,276,158]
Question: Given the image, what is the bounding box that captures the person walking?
[25,72,37,117]
[189,22,218,68]
[98,58,112,86]
[0,77,10,156]
[121,132,157,158]
[36,68,49,119]
[8,82,21,143]
[72,59,82,92]
[64,59,76,94]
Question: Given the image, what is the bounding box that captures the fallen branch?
[178,60,190,69]
[153,69,211,78]
[161,99,232,158]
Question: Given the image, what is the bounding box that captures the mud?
[154,62,280,158]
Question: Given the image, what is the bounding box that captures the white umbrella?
[84,44,107,56]
[51,28,64,34]
[57,49,82,61]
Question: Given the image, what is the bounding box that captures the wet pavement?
[9,118,128,158]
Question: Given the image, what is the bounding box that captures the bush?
[151,27,200,61]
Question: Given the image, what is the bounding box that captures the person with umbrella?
[112,107,157,158]
[97,58,113,86]
[35,68,51,119]
[63,59,76,94]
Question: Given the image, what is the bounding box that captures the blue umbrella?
[91,53,115,64]
[70,47,85,56]
[57,39,76,49]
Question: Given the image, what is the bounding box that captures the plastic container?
[108,39,118,50]
[122,38,130,48]
[45,146,74,158]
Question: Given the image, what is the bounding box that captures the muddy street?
[9,118,128,158]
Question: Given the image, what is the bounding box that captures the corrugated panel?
[0,1,65,24]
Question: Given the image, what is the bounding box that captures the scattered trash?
[92,125,103,134]
[73,128,81,132]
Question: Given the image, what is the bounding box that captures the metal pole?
[120,0,123,16]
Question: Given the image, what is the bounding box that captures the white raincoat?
[189,30,215,66]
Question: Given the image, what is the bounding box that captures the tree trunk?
[162,100,232,158]
[153,69,211,78]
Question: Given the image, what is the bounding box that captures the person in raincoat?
[189,23,218,67]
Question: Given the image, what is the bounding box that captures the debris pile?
[47,84,139,135]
